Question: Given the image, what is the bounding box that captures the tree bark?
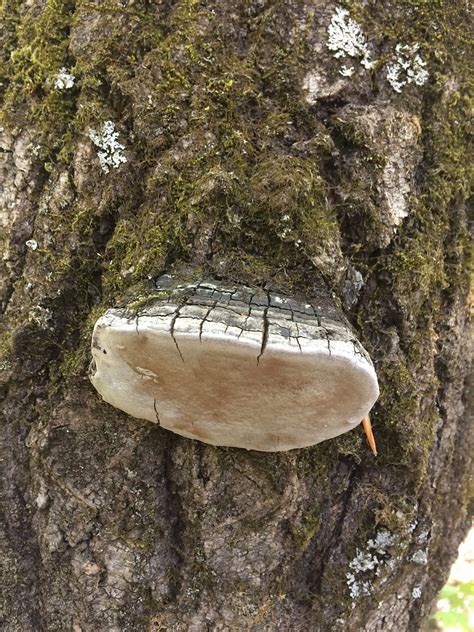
[1,1,472,630]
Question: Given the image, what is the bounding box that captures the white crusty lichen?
[25,239,38,251]
[386,44,429,92]
[340,65,355,77]
[30,305,54,330]
[411,549,428,565]
[367,529,398,553]
[54,67,75,90]
[88,120,127,174]
[325,9,429,93]
[346,519,426,608]
[346,529,399,607]
[412,586,422,600]
[327,7,373,72]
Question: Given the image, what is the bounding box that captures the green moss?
[334,428,365,462]
[2,0,77,154]
[384,85,470,475]
[326,2,473,491]
[291,509,321,550]
[0,0,337,309]
[126,292,171,312]
[0,328,14,370]
[6,0,73,89]
[56,304,104,381]
[66,0,336,297]
[0,1,21,91]
[296,442,335,482]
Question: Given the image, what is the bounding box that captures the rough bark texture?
[0,1,472,631]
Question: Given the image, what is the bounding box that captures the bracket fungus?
[90,278,379,452]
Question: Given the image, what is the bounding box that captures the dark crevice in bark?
[196,441,210,486]
[290,460,358,604]
[1,417,45,631]
[256,305,270,364]
[169,305,187,364]
[199,300,218,341]
[161,434,186,603]
[153,398,161,425]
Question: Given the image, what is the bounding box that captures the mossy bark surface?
[1,1,472,630]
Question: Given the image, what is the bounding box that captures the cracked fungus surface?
[90,281,379,451]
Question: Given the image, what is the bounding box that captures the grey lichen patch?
[88,121,127,174]
[302,5,373,103]
[385,44,429,93]
[90,279,378,452]
[326,7,374,75]
[347,527,401,605]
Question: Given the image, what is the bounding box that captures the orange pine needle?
[362,415,377,456]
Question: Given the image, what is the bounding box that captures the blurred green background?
[428,524,474,631]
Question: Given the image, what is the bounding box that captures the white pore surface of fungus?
[88,120,127,174]
[90,281,379,452]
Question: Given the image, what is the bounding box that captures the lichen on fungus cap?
[90,280,379,451]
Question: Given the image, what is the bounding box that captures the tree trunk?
[1,1,471,630]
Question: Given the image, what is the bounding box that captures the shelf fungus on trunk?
[90,278,379,452]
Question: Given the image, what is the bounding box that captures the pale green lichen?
[88,120,127,174]
[54,66,75,90]
[327,7,373,71]
[386,44,429,93]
